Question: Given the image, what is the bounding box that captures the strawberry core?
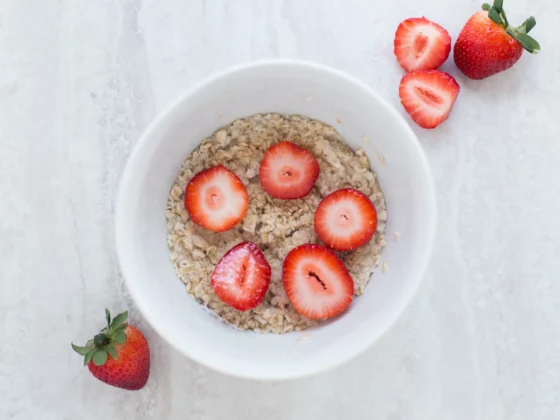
[278,165,301,183]
[308,271,327,291]
[239,262,247,286]
[337,212,351,228]
[415,87,443,105]
[303,264,332,294]
[205,186,224,209]
[414,33,428,57]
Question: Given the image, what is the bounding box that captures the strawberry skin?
[283,244,354,320]
[185,165,249,232]
[211,242,271,311]
[394,17,451,72]
[259,141,320,199]
[72,310,150,391]
[454,11,521,79]
[454,3,540,80]
[399,70,460,129]
[314,188,377,251]
[88,325,150,391]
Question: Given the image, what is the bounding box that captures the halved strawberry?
[211,242,271,311]
[394,17,451,72]
[185,165,249,232]
[283,244,354,320]
[399,70,460,129]
[259,141,320,199]
[314,188,377,251]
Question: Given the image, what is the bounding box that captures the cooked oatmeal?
[165,114,387,333]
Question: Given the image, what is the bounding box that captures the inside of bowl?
[117,62,435,379]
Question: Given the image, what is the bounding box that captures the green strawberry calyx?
[71,309,128,366]
[482,0,540,54]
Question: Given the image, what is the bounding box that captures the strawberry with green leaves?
[454,0,540,80]
[72,310,150,390]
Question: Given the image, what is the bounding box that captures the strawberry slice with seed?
[283,244,354,320]
[211,242,271,311]
[399,70,460,129]
[394,17,451,72]
[185,165,249,232]
[314,188,377,251]
[259,141,320,199]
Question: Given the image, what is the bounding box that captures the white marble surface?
[1,0,560,418]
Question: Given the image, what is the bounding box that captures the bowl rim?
[115,59,437,380]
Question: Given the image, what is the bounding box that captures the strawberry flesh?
[394,17,451,72]
[283,244,354,320]
[314,188,377,251]
[211,242,271,311]
[185,165,249,232]
[259,141,320,199]
[399,70,460,129]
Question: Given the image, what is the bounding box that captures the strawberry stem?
[492,0,503,13]
[481,1,540,54]
[93,333,108,345]
[518,17,536,34]
[500,7,509,27]
[71,309,129,366]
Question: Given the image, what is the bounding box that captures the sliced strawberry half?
[211,242,271,311]
[185,165,249,232]
[314,188,377,251]
[394,17,451,72]
[399,70,460,129]
[283,244,354,320]
[259,141,320,199]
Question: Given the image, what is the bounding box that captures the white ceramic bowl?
[116,60,436,380]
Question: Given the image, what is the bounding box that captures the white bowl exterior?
[116,61,436,380]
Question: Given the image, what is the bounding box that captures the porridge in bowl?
[165,113,387,333]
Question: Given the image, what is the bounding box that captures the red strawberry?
[394,17,451,72]
[314,188,377,251]
[454,2,540,80]
[283,244,354,320]
[185,165,249,232]
[211,242,271,311]
[259,141,320,199]
[72,310,150,391]
[399,70,460,129]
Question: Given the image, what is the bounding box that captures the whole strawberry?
[72,310,150,390]
[454,0,540,80]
